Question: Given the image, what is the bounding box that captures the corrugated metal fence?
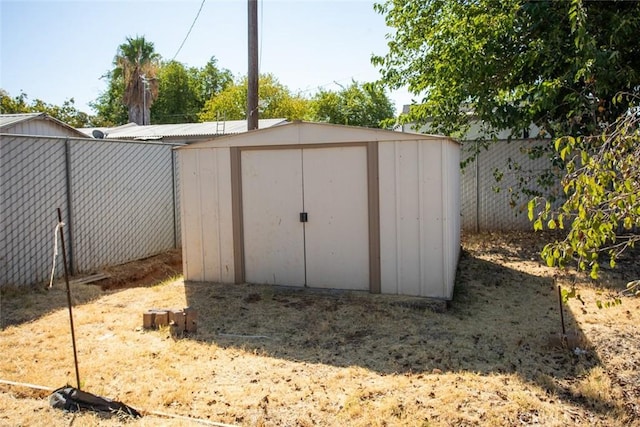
[460,139,553,232]
[0,134,181,287]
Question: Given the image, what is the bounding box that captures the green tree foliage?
[1,89,92,128]
[151,58,233,124]
[374,0,640,284]
[372,0,640,138]
[198,73,311,122]
[89,73,128,126]
[311,81,395,128]
[151,61,200,123]
[93,54,232,126]
[530,95,640,288]
[195,56,234,105]
[113,36,161,125]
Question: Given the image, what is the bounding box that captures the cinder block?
[184,307,198,333]
[143,311,155,329]
[169,309,186,332]
[154,310,169,327]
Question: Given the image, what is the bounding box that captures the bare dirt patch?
[97,249,183,291]
[0,233,638,426]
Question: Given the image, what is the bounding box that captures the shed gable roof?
[177,121,456,150]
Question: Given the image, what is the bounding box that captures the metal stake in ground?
[557,284,566,336]
[57,207,81,390]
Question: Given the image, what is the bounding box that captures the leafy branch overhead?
[373,0,640,139]
[374,0,639,290]
[529,94,640,283]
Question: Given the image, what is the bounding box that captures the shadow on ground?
[184,248,613,415]
[0,250,182,328]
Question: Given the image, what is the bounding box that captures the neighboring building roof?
[400,104,543,141]
[0,112,87,137]
[0,112,42,128]
[78,119,288,141]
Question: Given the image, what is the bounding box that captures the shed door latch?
[299,212,308,223]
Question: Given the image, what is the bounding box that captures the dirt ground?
[0,232,638,426]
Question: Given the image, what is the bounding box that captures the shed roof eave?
[177,121,458,150]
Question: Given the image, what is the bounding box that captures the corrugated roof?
[0,112,44,128]
[0,112,88,137]
[78,119,288,140]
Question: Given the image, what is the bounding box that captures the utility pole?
[247,0,259,130]
[141,74,149,126]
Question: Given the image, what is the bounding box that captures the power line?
[172,0,206,61]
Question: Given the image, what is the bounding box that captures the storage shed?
[178,121,460,299]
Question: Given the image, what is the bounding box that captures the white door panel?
[242,149,305,285]
[303,147,369,290]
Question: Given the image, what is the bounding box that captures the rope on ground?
[0,379,54,391]
[217,333,270,339]
[48,221,65,288]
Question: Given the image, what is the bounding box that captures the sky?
[0,0,413,116]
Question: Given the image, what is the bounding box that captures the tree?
[374,0,640,275]
[113,36,160,125]
[198,73,311,122]
[1,89,92,128]
[530,95,640,291]
[151,61,200,123]
[195,56,233,105]
[93,55,233,126]
[311,80,395,128]
[89,73,128,127]
[372,0,640,138]
[0,89,29,113]
[151,58,233,124]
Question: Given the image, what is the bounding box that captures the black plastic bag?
[49,385,141,418]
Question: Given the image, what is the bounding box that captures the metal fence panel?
[69,139,176,273]
[461,139,553,232]
[1,135,181,288]
[460,148,479,232]
[0,136,68,286]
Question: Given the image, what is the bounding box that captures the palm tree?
[113,36,160,125]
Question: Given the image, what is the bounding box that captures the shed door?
[241,146,369,290]
[303,146,369,289]
[242,149,306,285]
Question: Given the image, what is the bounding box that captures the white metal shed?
[178,121,460,299]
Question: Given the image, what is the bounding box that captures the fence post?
[64,138,75,275]
[475,139,480,233]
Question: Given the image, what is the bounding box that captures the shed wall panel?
[396,143,422,295]
[199,149,234,282]
[180,150,204,281]
[443,141,461,298]
[379,140,447,298]
[180,148,234,282]
[419,141,446,298]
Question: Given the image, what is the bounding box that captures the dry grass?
[0,234,638,426]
